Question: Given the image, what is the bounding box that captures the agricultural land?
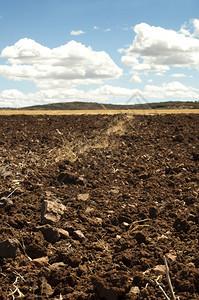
[0,113,198,299]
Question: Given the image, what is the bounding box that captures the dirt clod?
[0,238,19,258]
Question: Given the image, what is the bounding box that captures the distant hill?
[1,100,199,110]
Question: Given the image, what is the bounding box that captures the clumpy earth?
[0,113,198,299]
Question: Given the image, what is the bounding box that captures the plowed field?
[0,114,198,299]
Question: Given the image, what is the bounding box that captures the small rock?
[40,225,60,243]
[129,286,140,295]
[0,166,13,178]
[153,265,166,275]
[57,228,69,238]
[63,222,74,235]
[123,222,130,227]
[85,207,94,214]
[41,200,66,225]
[41,277,54,297]
[95,217,103,226]
[116,235,121,240]
[73,230,85,242]
[77,193,89,201]
[0,197,14,207]
[88,217,103,226]
[107,210,114,214]
[49,262,66,271]
[0,238,19,258]
[166,252,177,262]
[110,187,120,194]
[157,234,169,241]
[32,257,49,267]
[77,176,86,185]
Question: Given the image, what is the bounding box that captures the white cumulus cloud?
[1,81,198,108]
[0,38,122,89]
[192,19,199,37]
[121,21,199,77]
[144,81,199,100]
[0,85,138,108]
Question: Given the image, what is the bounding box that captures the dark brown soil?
[0,114,198,299]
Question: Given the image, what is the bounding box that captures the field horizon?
[1,108,199,115]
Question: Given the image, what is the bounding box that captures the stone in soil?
[77,193,90,201]
[41,200,66,225]
[73,230,86,242]
[153,265,166,275]
[0,197,14,207]
[32,256,49,267]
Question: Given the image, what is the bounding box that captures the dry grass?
[48,116,131,163]
[1,109,199,115]
[106,120,127,135]
[50,134,115,163]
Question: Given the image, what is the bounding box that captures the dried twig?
[18,239,32,261]
[155,276,170,300]
[13,271,25,281]
[164,255,176,300]
[132,218,150,225]
[8,276,24,298]
[130,224,150,232]
[7,187,18,198]
[128,218,150,230]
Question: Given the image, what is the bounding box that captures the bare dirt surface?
[0,114,198,299]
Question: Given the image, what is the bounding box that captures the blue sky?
[0,0,199,107]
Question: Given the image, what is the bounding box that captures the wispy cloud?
[70,30,85,36]
[104,28,111,32]
[180,19,199,38]
[170,73,186,78]
[93,26,100,30]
